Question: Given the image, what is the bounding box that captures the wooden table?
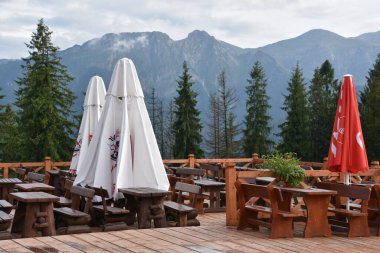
[194,179,226,213]
[277,187,337,238]
[0,178,23,202]
[118,187,171,229]
[10,191,59,238]
[15,183,55,193]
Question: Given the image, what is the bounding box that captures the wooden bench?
[0,199,13,214]
[15,167,27,182]
[173,167,205,179]
[167,175,207,213]
[317,181,371,237]
[0,210,12,239]
[26,172,45,183]
[54,185,95,234]
[235,180,300,239]
[199,164,223,181]
[55,179,74,208]
[164,182,202,227]
[89,186,129,231]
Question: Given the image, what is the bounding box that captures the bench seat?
[92,205,129,215]
[328,207,368,217]
[0,200,13,214]
[54,207,89,218]
[56,197,72,207]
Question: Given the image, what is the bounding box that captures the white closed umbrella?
[74,58,169,198]
[69,76,106,173]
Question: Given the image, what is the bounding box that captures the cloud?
[0,0,379,58]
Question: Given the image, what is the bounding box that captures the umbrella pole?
[345,172,350,210]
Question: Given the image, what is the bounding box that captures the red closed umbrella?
[327,75,368,190]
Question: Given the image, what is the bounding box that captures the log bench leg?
[271,217,294,239]
[178,213,188,227]
[348,216,370,237]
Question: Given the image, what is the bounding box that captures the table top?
[15,183,55,191]
[118,187,171,197]
[10,191,59,203]
[194,179,226,187]
[278,186,337,195]
[0,178,23,185]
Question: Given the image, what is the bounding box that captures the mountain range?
[1,29,380,139]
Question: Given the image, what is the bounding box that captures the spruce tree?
[217,71,239,157]
[278,63,310,159]
[15,19,76,161]
[173,61,203,158]
[308,60,339,161]
[0,104,20,162]
[0,88,20,162]
[164,99,176,159]
[360,54,380,161]
[243,61,272,157]
[205,92,221,158]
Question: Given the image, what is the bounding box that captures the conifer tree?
[360,54,380,161]
[243,61,272,157]
[173,61,203,158]
[308,60,339,161]
[205,92,221,158]
[217,71,239,157]
[15,19,76,161]
[0,104,20,162]
[164,99,176,159]
[278,63,310,159]
[206,71,239,158]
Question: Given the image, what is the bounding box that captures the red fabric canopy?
[327,75,368,173]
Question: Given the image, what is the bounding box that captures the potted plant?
[261,152,305,187]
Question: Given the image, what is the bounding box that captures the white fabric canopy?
[74,58,169,198]
[69,76,106,173]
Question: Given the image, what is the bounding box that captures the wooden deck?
[0,213,379,252]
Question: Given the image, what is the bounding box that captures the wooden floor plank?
[35,237,84,253]
[0,240,33,253]
[72,233,133,253]
[1,213,380,253]
[53,234,111,253]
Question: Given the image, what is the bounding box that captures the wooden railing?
[0,157,71,183]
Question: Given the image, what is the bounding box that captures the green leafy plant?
[261,152,305,187]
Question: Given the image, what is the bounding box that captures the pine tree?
[308,60,339,161]
[205,71,239,158]
[278,63,310,159]
[205,92,221,157]
[15,19,76,161]
[0,88,20,162]
[217,70,239,157]
[0,104,20,162]
[360,54,380,161]
[173,61,203,158]
[147,87,165,155]
[243,61,272,157]
[164,99,176,159]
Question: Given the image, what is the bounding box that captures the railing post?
[3,167,8,178]
[371,160,380,182]
[44,156,52,184]
[225,162,237,226]
[188,154,195,168]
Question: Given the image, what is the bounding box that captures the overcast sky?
[0,0,379,59]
